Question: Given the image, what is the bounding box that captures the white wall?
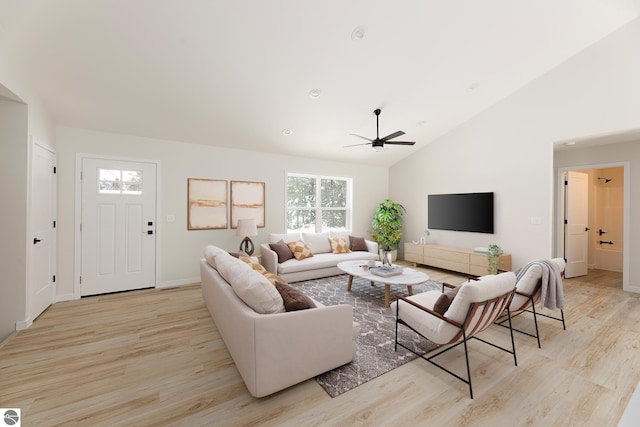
[56,127,388,297]
[0,97,28,342]
[0,80,55,341]
[390,17,640,277]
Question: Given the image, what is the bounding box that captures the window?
[98,169,142,195]
[286,173,352,233]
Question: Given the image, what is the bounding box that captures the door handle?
[33,238,41,244]
[585,227,590,232]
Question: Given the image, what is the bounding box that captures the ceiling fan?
[345,109,416,151]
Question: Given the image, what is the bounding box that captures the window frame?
[285,172,352,233]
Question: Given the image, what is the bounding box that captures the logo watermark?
[2,409,20,427]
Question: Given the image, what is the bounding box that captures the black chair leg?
[462,330,473,399]
[530,297,541,349]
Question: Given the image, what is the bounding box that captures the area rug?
[290,274,442,397]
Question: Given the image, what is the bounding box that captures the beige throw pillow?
[239,256,289,286]
[330,237,351,254]
[287,240,314,260]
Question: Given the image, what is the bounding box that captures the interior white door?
[564,170,589,278]
[29,140,56,321]
[81,158,157,296]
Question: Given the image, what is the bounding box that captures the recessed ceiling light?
[351,25,366,42]
[309,89,321,99]
[466,82,480,93]
[281,129,293,136]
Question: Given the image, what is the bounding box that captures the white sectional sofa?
[200,245,359,398]
[260,231,380,283]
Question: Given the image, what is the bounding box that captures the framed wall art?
[187,178,228,230]
[231,180,265,228]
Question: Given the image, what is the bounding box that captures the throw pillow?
[269,239,295,263]
[215,252,285,314]
[301,232,331,254]
[433,285,461,315]
[275,282,316,311]
[239,256,288,286]
[349,235,368,252]
[228,250,249,258]
[330,237,351,254]
[287,240,314,260]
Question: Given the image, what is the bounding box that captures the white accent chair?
[495,258,566,348]
[391,271,517,399]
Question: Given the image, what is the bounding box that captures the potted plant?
[370,199,406,266]
[487,243,504,274]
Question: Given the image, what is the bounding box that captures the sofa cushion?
[215,251,285,314]
[433,285,461,315]
[269,239,295,263]
[287,240,314,260]
[302,232,331,254]
[329,230,350,241]
[204,245,227,270]
[269,232,300,244]
[330,237,351,254]
[239,256,288,286]
[275,282,316,311]
[349,235,368,252]
[277,251,379,275]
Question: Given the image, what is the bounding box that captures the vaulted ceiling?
[1,0,639,166]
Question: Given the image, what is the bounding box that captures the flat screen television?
[428,192,494,233]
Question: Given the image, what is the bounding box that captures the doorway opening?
[556,162,629,290]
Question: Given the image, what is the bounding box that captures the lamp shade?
[236,218,258,237]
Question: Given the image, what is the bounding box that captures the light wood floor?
[1,267,638,427]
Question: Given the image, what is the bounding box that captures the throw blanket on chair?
[516,259,565,310]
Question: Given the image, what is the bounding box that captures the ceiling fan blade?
[349,133,373,142]
[381,130,405,141]
[344,142,373,148]
[385,141,415,146]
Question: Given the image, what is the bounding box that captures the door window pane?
[99,169,142,195]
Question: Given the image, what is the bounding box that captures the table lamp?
[236,218,258,255]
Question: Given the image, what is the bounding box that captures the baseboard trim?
[56,293,78,302]
[624,284,640,294]
[16,319,33,330]
[157,277,200,289]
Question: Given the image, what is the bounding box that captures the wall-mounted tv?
[428,192,494,234]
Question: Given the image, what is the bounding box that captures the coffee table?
[337,260,430,308]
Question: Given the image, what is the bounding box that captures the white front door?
[29,140,56,321]
[81,157,157,296]
[564,170,589,278]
